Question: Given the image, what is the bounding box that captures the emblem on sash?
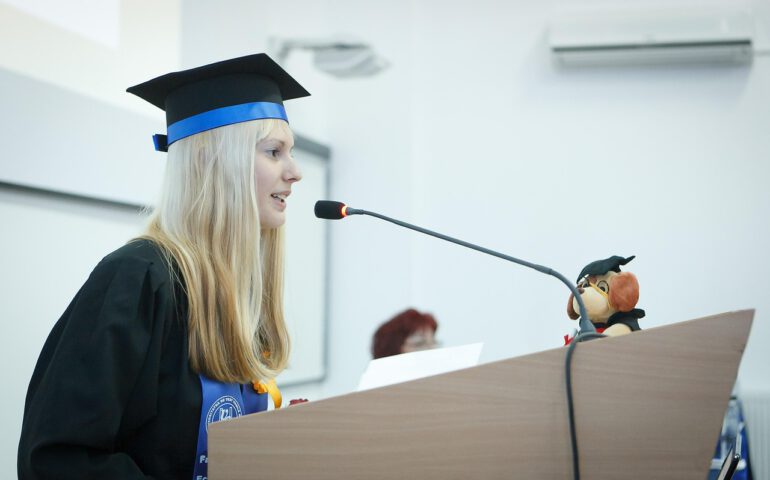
[204,395,243,432]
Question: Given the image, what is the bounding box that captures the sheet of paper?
[357,343,483,391]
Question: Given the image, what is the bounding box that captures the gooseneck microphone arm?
[341,205,595,334]
[315,200,600,480]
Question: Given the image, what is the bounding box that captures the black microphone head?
[314,200,347,220]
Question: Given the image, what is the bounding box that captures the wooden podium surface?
[209,310,753,479]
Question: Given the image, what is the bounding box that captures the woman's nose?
[285,159,303,183]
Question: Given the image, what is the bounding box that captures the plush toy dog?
[565,255,645,344]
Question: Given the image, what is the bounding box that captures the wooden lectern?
[209,310,753,479]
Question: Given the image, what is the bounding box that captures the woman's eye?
[268,149,279,157]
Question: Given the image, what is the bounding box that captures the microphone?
[314,200,360,219]
[314,200,596,334]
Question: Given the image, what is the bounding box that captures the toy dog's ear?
[609,272,639,312]
[567,293,580,320]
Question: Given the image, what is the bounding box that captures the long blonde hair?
[142,119,290,383]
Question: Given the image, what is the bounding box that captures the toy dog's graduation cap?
[126,53,310,152]
[577,255,635,282]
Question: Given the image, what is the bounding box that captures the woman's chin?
[260,213,286,229]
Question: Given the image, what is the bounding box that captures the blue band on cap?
[159,101,288,150]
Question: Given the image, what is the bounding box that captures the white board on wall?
[281,149,329,384]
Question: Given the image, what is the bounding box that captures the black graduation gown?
[18,239,201,479]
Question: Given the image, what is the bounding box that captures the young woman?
[18,53,306,479]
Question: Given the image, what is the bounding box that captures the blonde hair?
[142,119,291,383]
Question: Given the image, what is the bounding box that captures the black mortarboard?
[126,53,310,152]
[576,255,635,282]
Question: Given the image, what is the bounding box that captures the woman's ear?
[567,293,580,320]
[609,272,639,312]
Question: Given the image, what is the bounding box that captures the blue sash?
[193,374,268,480]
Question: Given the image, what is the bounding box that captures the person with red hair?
[372,308,439,359]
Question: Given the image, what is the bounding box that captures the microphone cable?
[565,331,605,480]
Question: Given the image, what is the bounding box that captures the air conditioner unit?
[548,6,754,67]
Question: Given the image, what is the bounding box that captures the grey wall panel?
[0,66,165,206]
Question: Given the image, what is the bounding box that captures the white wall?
[0,0,181,116]
[407,0,770,393]
[231,0,770,404]
[2,0,770,476]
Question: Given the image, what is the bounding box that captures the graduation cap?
[126,53,310,152]
[576,255,635,283]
